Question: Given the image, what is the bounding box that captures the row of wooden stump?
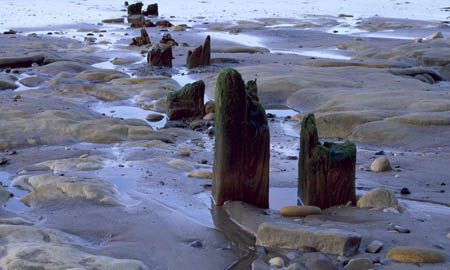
[168,68,356,209]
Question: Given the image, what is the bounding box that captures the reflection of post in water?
[213,68,270,209]
[210,201,257,270]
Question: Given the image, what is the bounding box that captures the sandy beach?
[0,1,449,269]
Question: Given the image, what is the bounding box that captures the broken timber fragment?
[167,80,205,120]
[127,2,143,15]
[130,28,151,46]
[186,35,211,69]
[213,68,270,208]
[147,43,173,67]
[298,113,356,209]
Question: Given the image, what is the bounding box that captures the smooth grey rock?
[19,76,46,87]
[256,222,361,256]
[0,78,19,90]
[370,156,392,172]
[0,54,45,68]
[252,258,270,270]
[286,263,302,270]
[426,31,444,40]
[0,185,11,205]
[269,257,284,268]
[287,251,300,260]
[343,258,373,270]
[394,225,410,233]
[300,253,336,270]
[380,258,394,265]
[365,240,384,253]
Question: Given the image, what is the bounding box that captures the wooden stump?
[298,113,356,209]
[130,28,151,46]
[127,2,143,15]
[167,80,205,120]
[186,35,211,69]
[147,43,173,67]
[213,68,270,208]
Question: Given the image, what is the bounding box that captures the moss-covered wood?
[213,68,270,208]
[186,35,211,69]
[298,113,356,209]
[167,80,205,120]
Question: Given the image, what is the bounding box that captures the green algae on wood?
[167,80,205,120]
[298,113,356,209]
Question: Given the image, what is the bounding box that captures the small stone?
[393,225,410,234]
[286,263,301,270]
[187,171,212,179]
[337,255,349,263]
[370,156,392,172]
[0,158,9,165]
[366,240,383,253]
[380,258,393,265]
[383,207,400,214]
[375,151,384,155]
[357,187,398,209]
[64,147,69,151]
[79,154,89,159]
[177,151,190,157]
[280,205,321,217]
[343,258,373,270]
[189,240,203,248]
[13,95,21,100]
[287,251,300,260]
[287,155,298,160]
[269,257,284,268]
[426,31,444,40]
[400,187,411,195]
[394,174,400,178]
[447,233,450,239]
[386,246,446,263]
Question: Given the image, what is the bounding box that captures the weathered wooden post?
[167,80,205,120]
[213,68,270,208]
[186,35,211,69]
[298,113,356,209]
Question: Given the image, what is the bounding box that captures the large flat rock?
[255,222,361,256]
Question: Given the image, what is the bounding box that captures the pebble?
[383,207,400,214]
[13,95,21,101]
[447,233,450,239]
[176,151,190,157]
[400,187,411,195]
[393,225,410,234]
[366,240,383,253]
[286,263,301,270]
[187,171,212,179]
[146,113,164,122]
[280,205,321,217]
[287,251,300,260]
[337,255,349,263]
[269,257,284,268]
[343,258,373,270]
[370,156,392,172]
[380,258,393,265]
[386,246,446,263]
[189,240,203,248]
